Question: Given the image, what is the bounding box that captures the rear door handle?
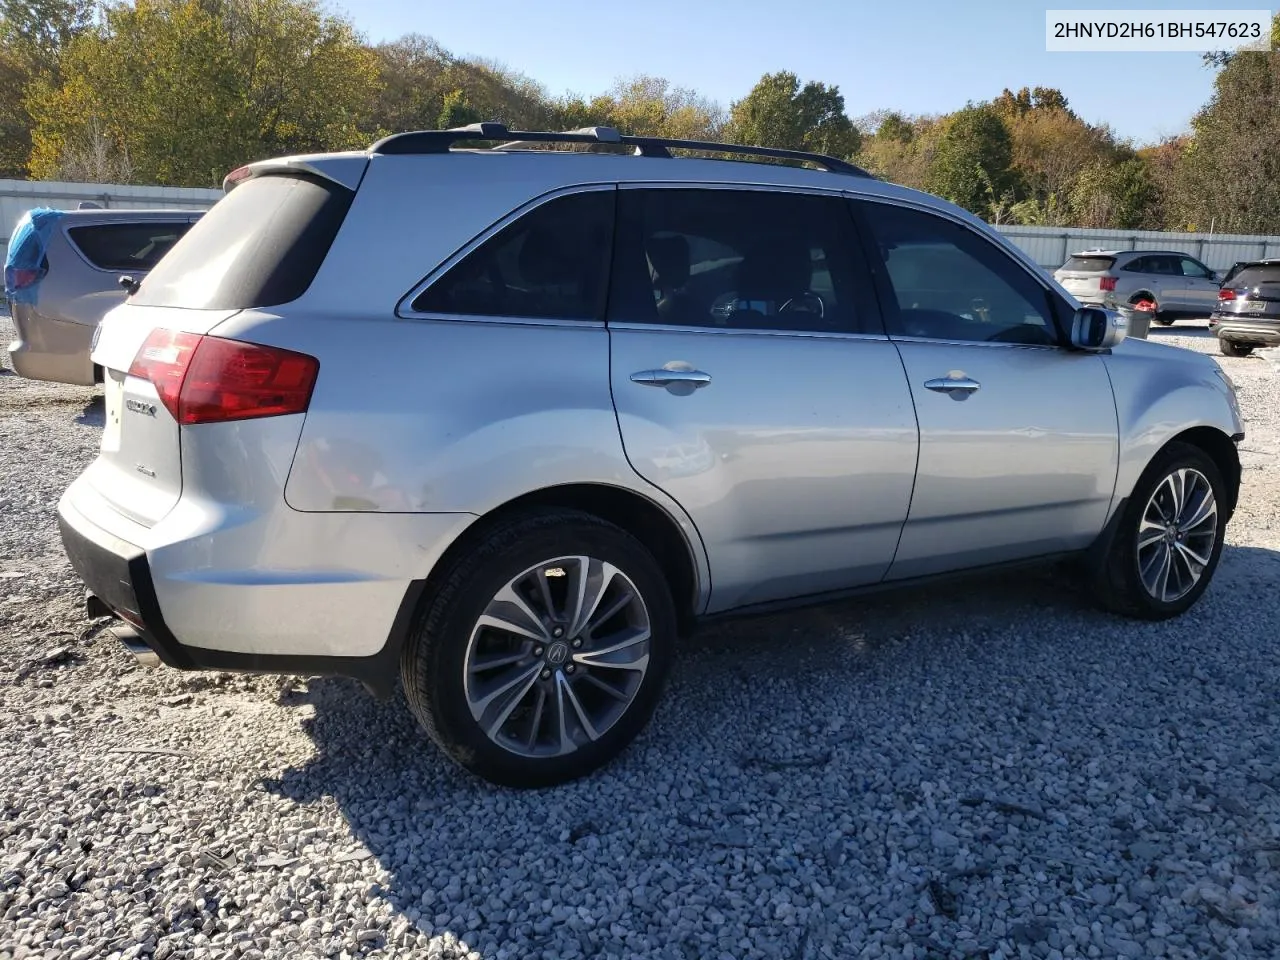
[630,369,712,387]
[924,376,980,394]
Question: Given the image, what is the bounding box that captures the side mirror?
[1070,305,1125,350]
[119,275,140,296]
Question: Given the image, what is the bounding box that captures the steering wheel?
[779,291,825,318]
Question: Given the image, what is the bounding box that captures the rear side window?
[133,173,353,310]
[608,188,869,334]
[1062,256,1114,272]
[1228,264,1280,288]
[413,190,615,320]
[67,222,193,272]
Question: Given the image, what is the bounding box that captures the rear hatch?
[84,163,362,527]
[1054,254,1116,302]
[1216,263,1280,321]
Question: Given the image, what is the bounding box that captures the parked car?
[1053,249,1221,325]
[57,124,1244,787]
[4,207,203,385]
[1209,258,1280,357]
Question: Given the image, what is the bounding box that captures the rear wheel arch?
[417,483,704,639]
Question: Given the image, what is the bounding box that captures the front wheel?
[1219,339,1253,357]
[402,508,677,787]
[1092,442,1227,620]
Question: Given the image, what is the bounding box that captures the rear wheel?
[1092,442,1226,620]
[402,508,676,787]
[1219,339,1253,357]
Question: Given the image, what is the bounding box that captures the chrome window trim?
[396,182,617,322]
[843,191,1073,350]
[607,320,889,341]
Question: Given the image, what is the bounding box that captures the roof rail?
[368,122,873,177]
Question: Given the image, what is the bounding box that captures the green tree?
[1069,156,1156,228]
[1174,16,1280,233]
[926,103,1016,217]
[727,71,860,158]
[437,88,480,129]
[28,0,382,186]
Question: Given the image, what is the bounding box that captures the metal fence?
[5,177,1280,275]
[0,178,224,245]
[995,224,1280,272]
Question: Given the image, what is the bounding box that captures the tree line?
[1,1,1277,234]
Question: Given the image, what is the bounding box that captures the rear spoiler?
[222,153,369,193]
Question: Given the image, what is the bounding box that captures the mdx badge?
[125,398,157,417]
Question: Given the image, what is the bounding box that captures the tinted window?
[1063,255,1115,272]
[608,188,866,334]
[1228,264,1280,288]
[133,174,353,310]
[1179,256,1212,278]
[1146,255,1179,275]
[1122,256,1149,272]
[858,202,1057,345]
[68,222,194,272]
[414,190,615,320]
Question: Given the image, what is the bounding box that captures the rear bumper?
[56,479,475,696]
[1211,316,1280,346]
[6,309,97,385]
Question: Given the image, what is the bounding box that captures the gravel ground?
[2,316,1279,960]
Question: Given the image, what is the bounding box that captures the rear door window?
[1062,256,1115,272]
[67,221,194,272]
[412,189,615,320]
[607,187,871,334]
[132,173,354,310]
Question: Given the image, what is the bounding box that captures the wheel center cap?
[545,641,570,666]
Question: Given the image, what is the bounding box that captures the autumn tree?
[28,0,381,186]
[855,113,943,191]
[0,0,92,177]
[727,71,860,158]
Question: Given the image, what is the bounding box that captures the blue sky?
[337,0,1230,144]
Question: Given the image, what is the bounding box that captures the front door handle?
[630,369,712,387]
[924,376,981,394]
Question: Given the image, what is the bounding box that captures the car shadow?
[76,394,104,426]
[261,544,1280,957]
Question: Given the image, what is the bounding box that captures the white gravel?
[2,316,1278,960]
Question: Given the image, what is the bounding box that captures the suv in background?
[1053,249,1221,325]
[5,207,203,385]
[56,123,1243,787]
[1210,258,1280,356]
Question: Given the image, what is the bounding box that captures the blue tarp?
[5,207,64,303]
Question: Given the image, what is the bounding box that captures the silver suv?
[1053,249,1222,325]
[5,208,202,384]
[57,124,1244,787]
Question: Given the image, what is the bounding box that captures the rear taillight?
[1099,276,1117,292]
[128,329,318,425]
[9,268,41,289]
[1218,288,1237,301]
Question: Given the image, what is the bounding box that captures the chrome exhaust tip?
[107,623,160,667]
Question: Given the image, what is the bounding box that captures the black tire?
[401,508,676,788]
[1219,339,1253,357]
[1153,314,1176,326]
[1092,441,1227,620]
